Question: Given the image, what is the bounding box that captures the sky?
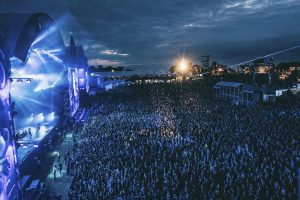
[1,0,300,73]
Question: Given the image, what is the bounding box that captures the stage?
[16,123,55,164]
[0,11,89,199]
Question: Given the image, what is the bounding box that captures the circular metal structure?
[13,12,65,62]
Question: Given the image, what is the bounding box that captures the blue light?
[47,112,55,122]
[35,113,44,122]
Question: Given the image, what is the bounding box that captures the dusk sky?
[1,0,300,73]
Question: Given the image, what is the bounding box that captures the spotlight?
[48,48,62,54]
[40,49,63,64]
[179,58,188,72]
[36,113,44,122]
[26,115,34,124]
[47,112,55,122]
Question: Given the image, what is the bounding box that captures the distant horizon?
[88,58,300,74]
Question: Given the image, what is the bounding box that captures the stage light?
[36,113,44,122]
[12,94,51,108]
[33,144,39,148]
[179,58,188,72]
[32,24,59,46]
[91,73,94,76]
[48,48,63,54]
[34,81,50,92]
[26,53,42,69]
[25,115,34,124]
[35,49,47,64]
[33,72,63,92]
[39,49,63,64]
[47,112,55,122]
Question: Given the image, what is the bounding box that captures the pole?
[181,71,183,91]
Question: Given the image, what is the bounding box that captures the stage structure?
[64,35,89,117]
[0,12,89,199]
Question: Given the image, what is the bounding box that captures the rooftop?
[214,81,242,88]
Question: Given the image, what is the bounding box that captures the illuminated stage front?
[11,53,64,165]
[16,124,54,163]
[0,12,89,199]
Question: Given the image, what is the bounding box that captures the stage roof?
[0,12,65,62]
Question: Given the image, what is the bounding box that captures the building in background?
[213,81,261,105]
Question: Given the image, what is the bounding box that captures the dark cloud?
[1,0,300,72]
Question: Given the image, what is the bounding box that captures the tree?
[169,65,176,74]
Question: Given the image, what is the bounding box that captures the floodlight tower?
[201,55,210,68]
[179,58,188,75]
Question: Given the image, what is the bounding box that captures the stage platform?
[17,123,55,164]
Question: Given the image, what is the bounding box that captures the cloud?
[100,49,129,56]
[88,58,123,66]
[183,23,215,29]
[84,43,104,50]
[224,2,241,9]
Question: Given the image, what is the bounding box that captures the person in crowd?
[58,162,63,176]
[63,129,67,140]
[28,128,32,140]
[53,165,57,181]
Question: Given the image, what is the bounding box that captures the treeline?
[89,65,134,72]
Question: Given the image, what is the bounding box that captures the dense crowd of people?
[67,81,300,199]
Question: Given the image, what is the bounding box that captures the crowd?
[67,81,300,199]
